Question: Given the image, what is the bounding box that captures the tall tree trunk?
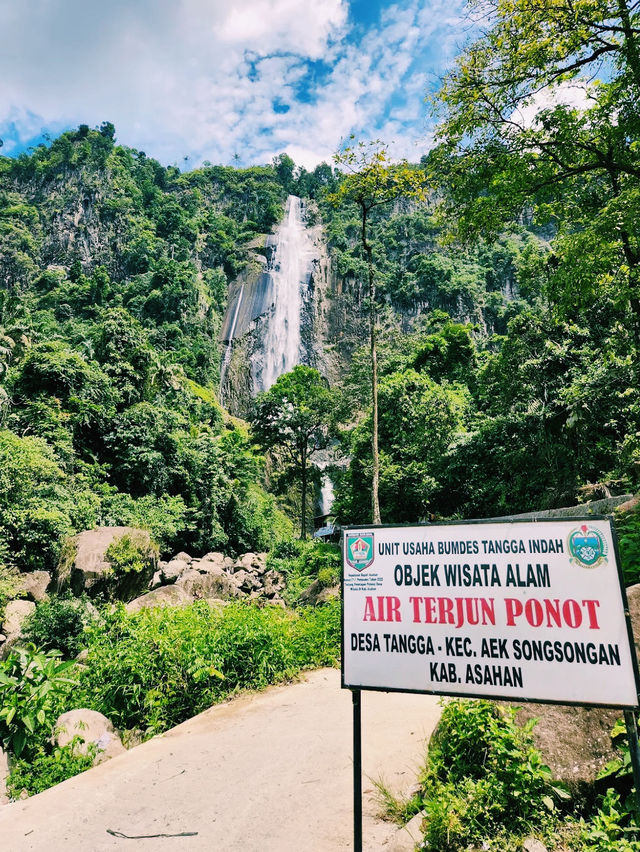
[361,202,381,525]
[300,447,308,539]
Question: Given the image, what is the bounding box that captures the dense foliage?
[385,699,640,852]
[1,594,339,796]
[418,699,560,850]
[0,127,317,566]
[73,599,339,735]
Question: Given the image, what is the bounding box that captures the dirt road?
[0,669,441,852]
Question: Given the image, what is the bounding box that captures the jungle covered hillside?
[1,114,640,574]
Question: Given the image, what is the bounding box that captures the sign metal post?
[624,710,640,827]
[352,689,362,852]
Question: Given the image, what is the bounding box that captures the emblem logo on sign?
[346,533,375,571]
[568,524,608,568]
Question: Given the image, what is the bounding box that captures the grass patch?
[74,598,340,736]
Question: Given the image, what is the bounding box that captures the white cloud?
[0,0,465,168]
[513,83,593,130]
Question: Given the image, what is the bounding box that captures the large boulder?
[0,600,36,657]
[60,527,157,601]
[176,569,241,600]
[54,709,125,765]
[125,584,194,613]
[199,552,227,569]
[194,561,226,578]
[17,571,51,603]
[625,582,640,661]
[233,552,268,575]
[160,559,189,584]
[513,703,619,789]
[298,579,339,606]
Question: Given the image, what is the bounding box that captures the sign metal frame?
[341,516,640,851]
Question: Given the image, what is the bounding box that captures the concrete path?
[0,669,441,852]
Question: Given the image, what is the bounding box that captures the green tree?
[328,140,426,523]
[335,369,469,523]
[430,0,640,340]
[251,366,335,539]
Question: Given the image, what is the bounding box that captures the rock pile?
[127,550,286,612]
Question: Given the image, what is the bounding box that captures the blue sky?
[0,0,466,170]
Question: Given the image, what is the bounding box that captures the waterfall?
[319,474,335,517]
[252,195,315,393]
[314,447,336,520]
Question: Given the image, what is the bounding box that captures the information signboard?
[342,518,640,708]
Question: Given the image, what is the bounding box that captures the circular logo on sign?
[568,524,608,568]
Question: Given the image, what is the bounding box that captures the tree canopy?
[430,0,640,333]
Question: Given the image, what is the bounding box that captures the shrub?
[22,595,95,659]
[0,646,77,757]
[6,737,97,798]
[105,531,158,577]
[420,699,566,851]
[98,490,192,552]
[0,563,23,621]
[74,598,340,736]
[578,789,640,851]
[269,540,341,605]
[615,507,640,586]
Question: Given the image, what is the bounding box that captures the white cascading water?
[253,195,315,393]
[319,474,335,517]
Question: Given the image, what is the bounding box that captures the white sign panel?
[342,519,639,708]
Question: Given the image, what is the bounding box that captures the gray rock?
[63,527,157,601]
[161,559,189,583]
[201,552,226,566]
[196,562,226,578]
[262,570,285,597]
[149,570,163,590]
[235,552,267,574]
[1,600,36,650]
[125,584,194,613]
[176,569,242,600]
[171,551,192,564]
[298,580,339,606]
[55,709,125,765]
[231,568,248,587]
[523,839,548,852]
[17,571,51,603]
[388,810,425,852]
[239,571,262,593]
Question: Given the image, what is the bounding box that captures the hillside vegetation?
[1,107,640,850]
